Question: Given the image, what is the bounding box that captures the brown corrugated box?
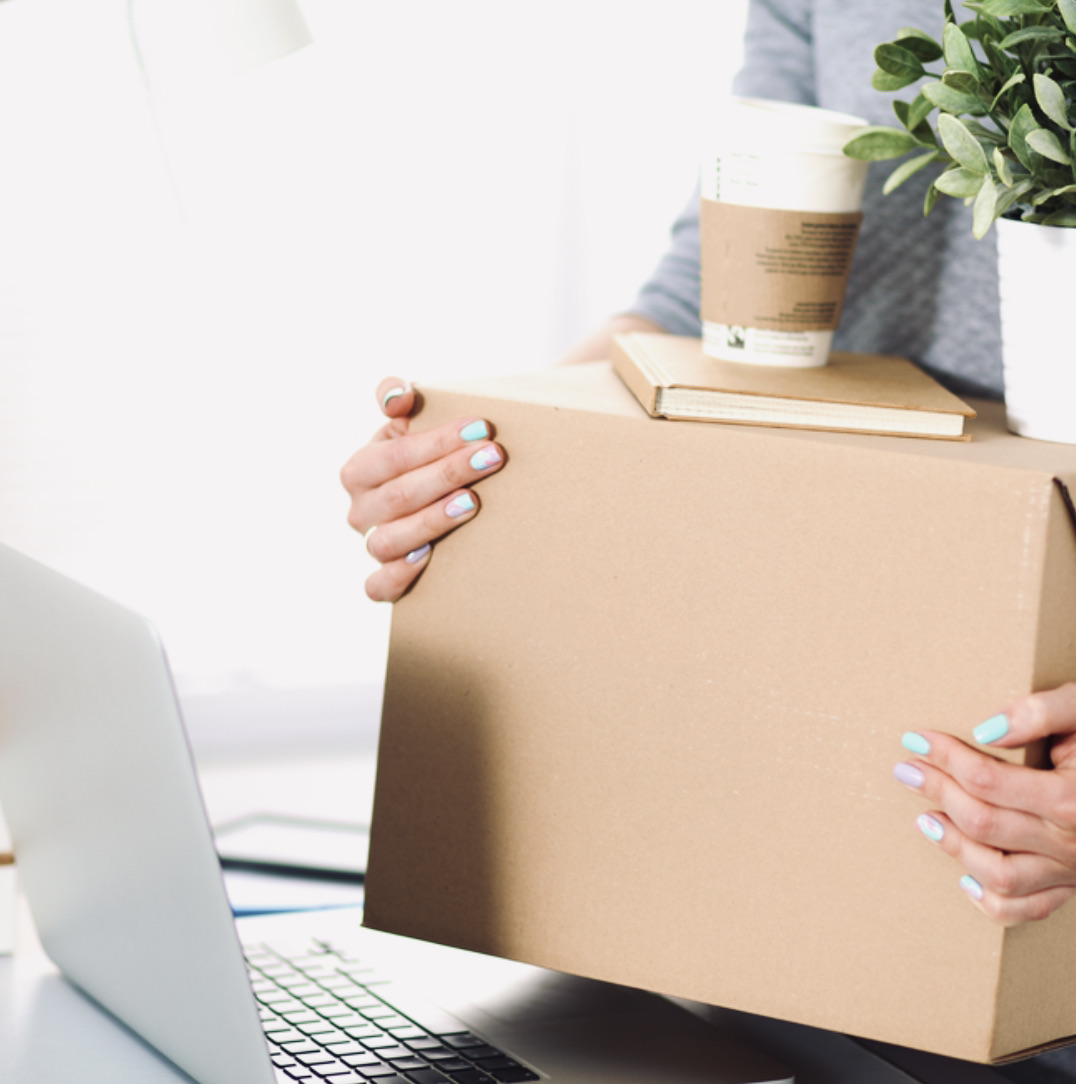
[363,361,1076,1064]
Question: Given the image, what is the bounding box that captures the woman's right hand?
[340,377,505,602]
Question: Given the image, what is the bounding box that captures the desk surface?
[0,749,1022,1084]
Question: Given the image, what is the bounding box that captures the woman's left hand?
[894,683,1076,925]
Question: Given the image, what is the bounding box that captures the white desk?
[0,746,1016,1084]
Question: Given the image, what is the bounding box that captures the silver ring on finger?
[363,524,378,557]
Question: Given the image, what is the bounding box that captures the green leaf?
[843,126,923,160]
[896,28,945,62]
[943,22,981,78]
[908,92,936,130]
[873,67,921,92]
[883,150,940,193]
[990,71,1026,111]
[1034,73,1073,131]
[997,26,1066,49]
[1042,209,1076,225]
[1032,183,1076,205]
[924,181,941,216]
[943,69,980,94]
[973,177,999,237]
[934,166,987,197]
[922,80,988,115]
[1009,103,1040,170]
[976,0,1050,14]
[1027,127,1073,163]
[963,119,1005,145]
[993,146,1014,185]
[938,113,990,171]
[1061,0,1076,36]
[995,177,1037,216]
[875,43,926,83]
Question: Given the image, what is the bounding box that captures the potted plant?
[844,0,1076,443]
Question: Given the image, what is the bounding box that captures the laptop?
[0,542,793,1084]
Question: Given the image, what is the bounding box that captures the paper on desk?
[222,868,364,917]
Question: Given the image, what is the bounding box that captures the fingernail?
[460,420,489,442]
[974,713,1009,745]
[893,762,925,789]
[902,732,931,756]
[382,385,409,410]
[445,493,475,519]
[470,445,502,471]
[405,544,431,564]
[917,813,945,842]
[960,874,984,901]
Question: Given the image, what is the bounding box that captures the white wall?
[0,0,746,742]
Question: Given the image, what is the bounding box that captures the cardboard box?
[364,362,1076,1064]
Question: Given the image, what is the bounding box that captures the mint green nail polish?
[381,386,408,410]
[917,813,944,843]
[902,732,931,756]
[973,714,1009,745]
[460,420,489,442]
[470,446,501,471]
[445,493,475,519]
[960,874,984,901]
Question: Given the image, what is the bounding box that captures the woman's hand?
[894,683,1076,924]
[340,377,505,602]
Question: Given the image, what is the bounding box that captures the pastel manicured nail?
[382,385,409,410]
[405,544,431,564]
[445,493,475,519]
[902,732,931,756]
[470,445,502,471]
[893,762,925,789]
[974,713,1009,745]
[960,874,984,901]
[459,420,489,442]
[917,813,945,843]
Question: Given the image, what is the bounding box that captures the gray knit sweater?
[630,0,1004,400]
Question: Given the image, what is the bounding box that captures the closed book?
[610,332,975,439]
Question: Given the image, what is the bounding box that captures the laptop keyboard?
[244,937,541,1084]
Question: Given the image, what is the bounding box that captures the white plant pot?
[996,216,1076,444]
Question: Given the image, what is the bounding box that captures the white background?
[0,0,747,746]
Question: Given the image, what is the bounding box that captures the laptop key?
[267,1028,308,1045]
[403,1071,451,1084]
[362,1035,404,1050]
[309,1060,350,1077]
[445,1071,495,1084]
[386,1025,425,1041]
[296,1051,340,1067]
[280,1040,322,1055]
[457,1045,500,1061]
[386,1057,428,1071]
[340,1052,384,1068]
[485,1070,539,1083]
[366,1044,412,1060]
[440,1033,484,1049]
[322,1040,366,1056]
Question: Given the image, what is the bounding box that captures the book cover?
[610,332,976,440]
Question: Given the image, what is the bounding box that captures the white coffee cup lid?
[714,97,869,157]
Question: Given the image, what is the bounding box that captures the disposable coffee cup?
[700,98,869,367]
